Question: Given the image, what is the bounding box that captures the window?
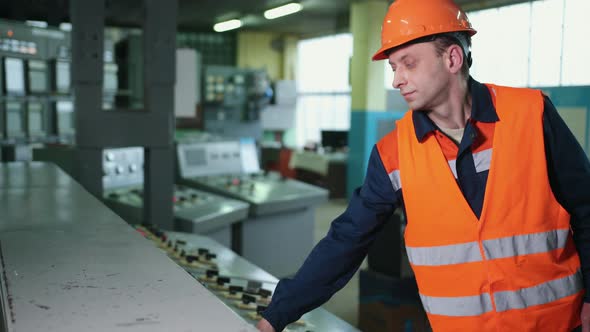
[295,34,352,148]
[561,0,590,85]
[528,0,563,86]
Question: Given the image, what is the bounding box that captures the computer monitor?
[27,101,45,137]
[27,60,48,93]
[3,57,25,95]
[5,101,25,138]
[321,130,348,150]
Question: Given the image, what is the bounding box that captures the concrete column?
[348,0,396,196]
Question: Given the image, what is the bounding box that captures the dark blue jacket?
[262,78,590,331]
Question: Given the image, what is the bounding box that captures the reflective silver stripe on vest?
[406,242,483,266]
[473,149,492,173]
[388,169,402,191]
[494,269,582,312]
[447,148,493,179]
[448,159,458,178]
[420,271,582,316]
[483,229,570,260]
[407,230,570,267]
[420,293,493,316]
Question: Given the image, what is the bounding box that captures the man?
[257,0,590,331]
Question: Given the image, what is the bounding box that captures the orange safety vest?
[393,84,583,331]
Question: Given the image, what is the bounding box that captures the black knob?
[205,253,217,260]
[206,269,219,278]
[242,294,256,304]
[229,285,243,294]
[175,239,187,245]
[185,255,198,263]
[259,288,272,298]
[217,276,230,285]
[256,305,268,314]
[198,248,209,255]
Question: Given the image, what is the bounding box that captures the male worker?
[257,0,590,331]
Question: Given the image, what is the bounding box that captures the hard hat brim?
[372,28,476,61]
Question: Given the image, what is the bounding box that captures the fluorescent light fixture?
[264,3,302,20]
[25,20,48,28]
[213,19,242,32]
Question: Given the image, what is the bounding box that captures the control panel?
[0,20,119,150]
[0,162,256,332]
[202,66,272,140]
[102,147,249,242]
[177,140,328,216]
[102,147,144,190]
[105,184,249,235]
[176,140,243,178]
[192,171,328,216]
[136,225,360,332]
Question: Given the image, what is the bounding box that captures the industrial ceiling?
[0,0,535,36]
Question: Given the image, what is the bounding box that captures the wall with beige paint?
[237,31,298,81]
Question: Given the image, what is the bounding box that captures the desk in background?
[289,150,348,198]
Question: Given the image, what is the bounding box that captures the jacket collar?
[413,77,499,142]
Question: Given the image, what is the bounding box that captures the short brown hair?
[432,33,471,78]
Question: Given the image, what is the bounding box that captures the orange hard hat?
[372,0,477,61]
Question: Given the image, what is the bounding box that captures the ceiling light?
[264,3,302,20]
[213,19,242,32]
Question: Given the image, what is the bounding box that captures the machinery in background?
[0,20,118,161]
[33,145,249,248]
[137,225,360,332]
[176,137,329,278]
[260,79,297,146]
[202,65,272,140]
[102,147,249,248]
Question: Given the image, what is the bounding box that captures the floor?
[313,198,367,328]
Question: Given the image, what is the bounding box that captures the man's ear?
[446,44,464,74]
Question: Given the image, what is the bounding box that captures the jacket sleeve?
[261,145,399,331]
[542,95,590,302]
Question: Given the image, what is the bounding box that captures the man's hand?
[256,318,276,332]
[582,302,590,332]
